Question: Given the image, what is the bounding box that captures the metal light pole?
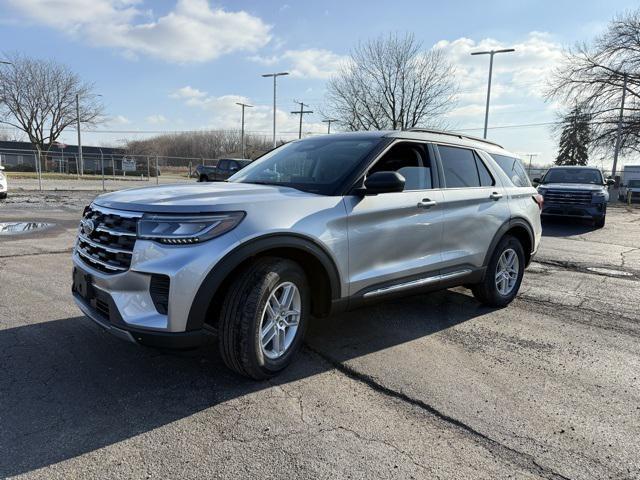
[322,119,338,134]
[612,72,628,180]
[98,147,105,191]
[236,102,253,158]
[76,93,83,176]
[262,72,289,148]
[76,93,102,176]
[471,48,515,139]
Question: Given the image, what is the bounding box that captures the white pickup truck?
[619,165,640,202]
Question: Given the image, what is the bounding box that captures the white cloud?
[249,48,348,79]
[170,87,327,137]
[436,32,564,102]
[109,115,131,125]
[146,114,167,124]
[8,0,272,63]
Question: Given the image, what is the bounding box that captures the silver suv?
[72,130,542,379]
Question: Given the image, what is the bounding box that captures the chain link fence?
[0,148,218,191]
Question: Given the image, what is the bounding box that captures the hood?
[93,182,320,213]
[538,183,605,192]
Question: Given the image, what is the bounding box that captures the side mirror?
[363,171,405,195]
[606,179,615,186]
[532,177,540,184]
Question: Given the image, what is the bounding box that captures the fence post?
[111,154,115,180]
[155,155,159,185]
[147,156,150,181]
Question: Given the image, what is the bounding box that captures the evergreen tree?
[555,105,591,165]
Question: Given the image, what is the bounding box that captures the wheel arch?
[483,217,535,268]
[186,233,342,331]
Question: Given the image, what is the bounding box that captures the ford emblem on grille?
[81,218,95,236]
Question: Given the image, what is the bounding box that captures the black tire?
[594,215,606,228]
[218,257,309,380]
[199,174,208,182]
[0,192,6,200]
[472,235,525,308]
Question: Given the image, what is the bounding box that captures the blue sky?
[0,0,638,165]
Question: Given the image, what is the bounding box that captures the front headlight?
[138,212,245,245]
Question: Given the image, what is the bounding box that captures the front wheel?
[218,257,309,379]
[594,215,606,228]
[472,235,525,308]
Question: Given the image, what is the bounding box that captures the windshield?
[628,179,640,188]
[228,136,384,195]
[542,168,603,185]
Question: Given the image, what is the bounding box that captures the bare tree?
[325,33,457,131]
[0,53,104,169]
[547,10,640,156]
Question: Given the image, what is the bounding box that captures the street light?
[235,102,253,158]
[471,48,515,139]
[261,72,289,148]
[76,93,102,176]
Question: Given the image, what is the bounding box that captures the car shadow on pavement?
[0,289,488,477]
[541,217,598,237]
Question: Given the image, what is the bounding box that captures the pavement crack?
[304,343,573,480]
[0,249,73,258]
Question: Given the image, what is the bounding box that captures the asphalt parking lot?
[1,191,639,479]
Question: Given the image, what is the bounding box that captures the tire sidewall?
[249,262,309,375]
[489,236,525,304]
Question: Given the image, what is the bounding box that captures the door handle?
[417,199,437,209]
[489,192,503,200]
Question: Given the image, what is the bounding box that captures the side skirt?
[330,267,485,313]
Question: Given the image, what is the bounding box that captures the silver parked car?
[72,130,542,379]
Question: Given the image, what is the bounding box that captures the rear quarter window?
[489,154,531,187]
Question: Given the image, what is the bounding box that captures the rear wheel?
[472,235,525,307]
[218,257,309,380]
[0,192,6,199]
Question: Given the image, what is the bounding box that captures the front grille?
[544,190,592,205]
[75,206,140,274]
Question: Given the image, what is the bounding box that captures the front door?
[345,141,445,296]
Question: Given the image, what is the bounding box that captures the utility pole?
[235,102,253,158]
[76,93,83,176]
[612,72,628,180]
[261,72,289,148]
[322,118,339,134]
[291,101,313,139]
[471,48,515,139]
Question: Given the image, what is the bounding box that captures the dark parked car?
[196,159,252,182]
[534,166,614,228]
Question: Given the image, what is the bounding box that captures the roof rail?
[405,128,503,149]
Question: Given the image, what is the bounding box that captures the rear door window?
[490,154,531,187]
[438,145,481,188]
[217,159,229,170]
[475,154,495,187]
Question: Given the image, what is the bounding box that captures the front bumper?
[73,286,211,348]
[541,202,605,219]
[71,221,241,342]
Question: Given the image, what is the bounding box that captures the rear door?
[345,141,445,295]
[435,144,511,271]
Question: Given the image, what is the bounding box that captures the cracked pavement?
[1,193,639,479]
